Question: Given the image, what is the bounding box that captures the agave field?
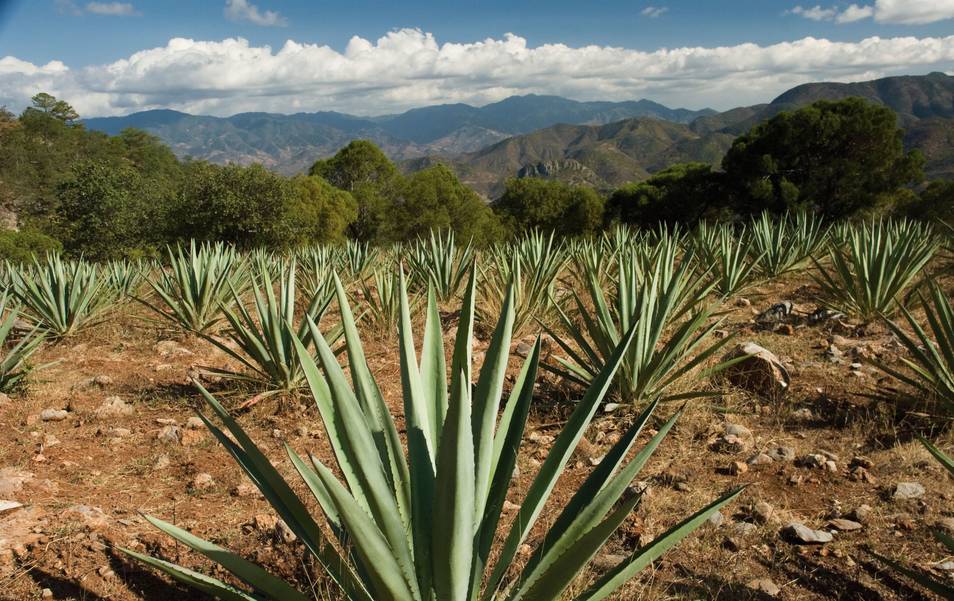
[1,215,952,600]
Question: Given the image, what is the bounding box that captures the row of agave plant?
[0,215,950,598]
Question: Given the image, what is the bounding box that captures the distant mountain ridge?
[83,95,716,175]
[82,72,954,196]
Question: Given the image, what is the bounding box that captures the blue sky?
[0,0,952,116]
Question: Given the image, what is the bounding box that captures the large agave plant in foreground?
[124,270,743,601]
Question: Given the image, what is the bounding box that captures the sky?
[0,0,952,117]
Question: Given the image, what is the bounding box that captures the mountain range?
[84,72,954,197]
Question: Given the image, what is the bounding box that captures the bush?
[494,178,604,237]
[0,228,61,264]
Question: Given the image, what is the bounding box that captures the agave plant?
[360,268,419,336]
[871,436,953,599]
[872,281,954,414]
[124,270,743,601]
[749,211,828,278]
[297,246,337,310]
[200,259,338,396]
[547,241,732,405]
[813,219,938,320]
[341,240,379,283]
[140,241,249,334]
[12,254,115,338]
[406,230,474,303]
[690,223,763,299]
[480,230,568,335]
[106,258,148,300]
[0,292,47,392]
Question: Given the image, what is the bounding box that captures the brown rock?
[722,342,791,399]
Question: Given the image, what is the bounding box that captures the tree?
[722,98,924,218]
[389,164,501,245]
[286,175,358,245]
[605,163,726,227]
[493,178,604,237]
[173,162,292,249]
[310,140,401,242]
[906,180,954,223]
[55,160,158,259]
[27,93,79,123]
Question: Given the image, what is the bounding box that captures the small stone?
[725,423,753,439]
[528,431,554,445]
[191,473,214,491]
[849,504,873,523]
[94,396,133,418]
[850,456,874,469]
[40,409,69,422]
[713,434,748,454]
[157,425,181,445]
[155,418,178,426]
[185,417,204,430]
[767,446,796,462]
[731,522,758,536]
[674,481,691,492]
[751,501,776,524]
[253,514,277,531]
[707,511,725,527]
[0,500,24,514]
[729,461,748,475]
[153,454,170,470]
[514,342,533,358]
[893,482,925,500]
[747,578,781,597]
[775,324,795,336]
[41,589,53,599]
[935,561,954,572]
[736,298,751,308]
[791,407,814,421]
[98,566,115,579]
[823,460,838,472]
[0,393,9,405]
[272,429,283,439]
[43,434,60,447]
[849,466,876,483]
[274,519,297,544]
[827,519,862,531]
[748,453,774,466]
[798,454,827,469]
[231,483,261,498]
[783,522,833,544]
[92,375,114,387]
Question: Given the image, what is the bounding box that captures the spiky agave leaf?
[870,281,954,414]
[200,258,339,395]
[546,240,733,405]
[11,254,115,338]
[0,292,47,392]
[690,222,764,299]
[105,258,149,301]
[749,211,828,278]
[406,230,474,303]
[813,219,938,320]
[127,267,743,600]
[138,241,249,334]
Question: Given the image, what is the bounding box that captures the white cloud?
[835,4,873,23]
[224,0,287,27]
[641,6,668,18]
[0,31,951,116]
[789,5,837,21]
[790,1,954,24]
[85,2,139,16]
[873,0,954,24]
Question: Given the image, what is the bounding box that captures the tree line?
[0,93,950,261]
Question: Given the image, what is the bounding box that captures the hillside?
[409,118,735,197]
[83,95,715,174]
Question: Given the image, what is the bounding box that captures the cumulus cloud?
[85,2,140,16]
[789,0,954,24]
[224,0,287,27]
[0,30,952,117]
[789,5,837,21]
[641,6,668,18]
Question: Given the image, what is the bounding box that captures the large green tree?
[722,98,924,218]
[493,178,604,237]
[310,140,400,243]
[173,162,292,249]
[285,175,358,245]
[605,163,726,227]
[389,164,501,245]
[55,159,160,260]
